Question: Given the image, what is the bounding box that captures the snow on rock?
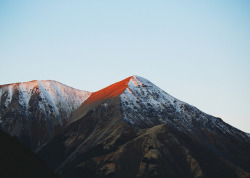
[120,76,248,140]
[18,83,34,111]
[37,80,91,124]
[121,75,197,128]
[2,85,13,107]
[0,80,91,150]
[0,80,91,130]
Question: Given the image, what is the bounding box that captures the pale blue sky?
[0,0,250,132]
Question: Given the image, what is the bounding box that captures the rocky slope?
[0,80,90,150]
[37,76,250,178]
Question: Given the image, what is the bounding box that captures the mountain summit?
[36,76,250,178]
[72,75,249,140]
[0,80,90,150]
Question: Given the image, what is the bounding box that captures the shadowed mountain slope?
[38,76,250,178]
[0,129,56,178]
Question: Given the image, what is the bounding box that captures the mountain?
[37,76,250,178]
[0,128,56,178]
[0,80,90,150]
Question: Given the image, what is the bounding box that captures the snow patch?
[19,83,33,108]
[4,86,13,107]
[0,80,91,125]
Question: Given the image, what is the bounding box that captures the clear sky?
[0,0,249,132]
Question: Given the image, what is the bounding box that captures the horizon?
[0,0,249,133]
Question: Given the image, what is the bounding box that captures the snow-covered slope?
[120,76,249,141]
[0,80,91,150]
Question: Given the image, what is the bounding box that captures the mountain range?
[0,76,250,178]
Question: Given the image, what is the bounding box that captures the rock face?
[37,76,250,178]
[0,80,90,150]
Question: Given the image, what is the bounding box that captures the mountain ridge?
[70,76,132,124]
[0,80,91,150]
[36,75,250,178]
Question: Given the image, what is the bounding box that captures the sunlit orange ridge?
[83,76,133,105]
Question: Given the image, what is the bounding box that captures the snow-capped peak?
[0,80,91,114]
[121,75,186,128]
[120,75,245,138]
[0,80,91,149]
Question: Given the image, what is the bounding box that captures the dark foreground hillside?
[0,129,56,178]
